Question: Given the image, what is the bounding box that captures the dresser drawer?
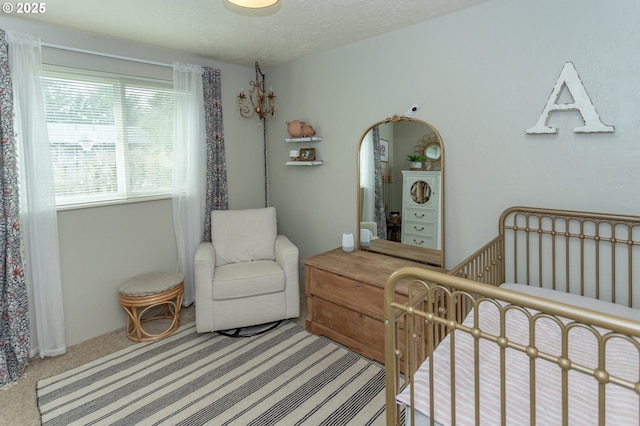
[404,207,437,222]
[402,232,437,248]
[309,268,383,319]
[312,297,384,353]
[403,220,436,237]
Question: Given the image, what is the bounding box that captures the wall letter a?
[526,62,614,134]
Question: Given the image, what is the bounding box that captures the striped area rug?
[37,321,386,425]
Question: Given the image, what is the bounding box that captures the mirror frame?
[356,114,445,267]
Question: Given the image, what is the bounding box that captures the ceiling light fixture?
[225,0,279,8]
[237,61,276,122]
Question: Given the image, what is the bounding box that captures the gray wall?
[3,0,640,346]
[267,0,640,272]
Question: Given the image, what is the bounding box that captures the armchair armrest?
[275,235,300,318]
[275,235,298,272]
[194,242,216,333]
[195,242,216,297]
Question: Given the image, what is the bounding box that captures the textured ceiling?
[18,0,486,67]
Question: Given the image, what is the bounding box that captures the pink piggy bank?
[301,124,316,137]
[287,120,304,138]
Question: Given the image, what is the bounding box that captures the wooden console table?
[303,248,443,364]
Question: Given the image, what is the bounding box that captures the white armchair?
[194,207,300,333]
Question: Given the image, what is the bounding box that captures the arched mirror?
[357,115,444,267]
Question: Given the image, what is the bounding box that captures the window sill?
[56,194,172,211]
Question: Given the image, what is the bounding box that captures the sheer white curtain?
[360,131,375,222]
[8,32,66,358]
[172,63,205,305]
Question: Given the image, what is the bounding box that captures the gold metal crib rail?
[384,267,640,426]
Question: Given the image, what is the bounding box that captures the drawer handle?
[413,226,424,231]
[413,239,424,245]
[414,213,425,218]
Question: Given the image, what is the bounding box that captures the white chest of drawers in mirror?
[401,170,441,250]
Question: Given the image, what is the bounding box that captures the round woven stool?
[118,272,184,342]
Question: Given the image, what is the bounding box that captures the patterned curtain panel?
[0,30,29,388]
[201,67,228,243]
[372,126,387,240]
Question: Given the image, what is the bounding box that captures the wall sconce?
[237,61,276,122]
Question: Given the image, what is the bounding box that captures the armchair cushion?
[212,260,285,300]
[211,207,277,266]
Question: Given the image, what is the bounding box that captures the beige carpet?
[0,306,197,426]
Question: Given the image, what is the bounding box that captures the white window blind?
[43,67,174,207]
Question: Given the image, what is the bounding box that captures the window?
[43,67,174,207]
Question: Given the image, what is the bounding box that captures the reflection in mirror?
[357,115,444,267]
[410,181,432,204]
[424,143,441,161]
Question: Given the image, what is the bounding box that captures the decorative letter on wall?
[526,62,614,134]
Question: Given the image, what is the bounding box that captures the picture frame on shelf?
[379,139,389,162]
[299,148,316,161]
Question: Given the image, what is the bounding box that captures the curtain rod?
[41,42,172,68]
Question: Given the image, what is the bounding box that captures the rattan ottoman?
[118,272,184,342]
